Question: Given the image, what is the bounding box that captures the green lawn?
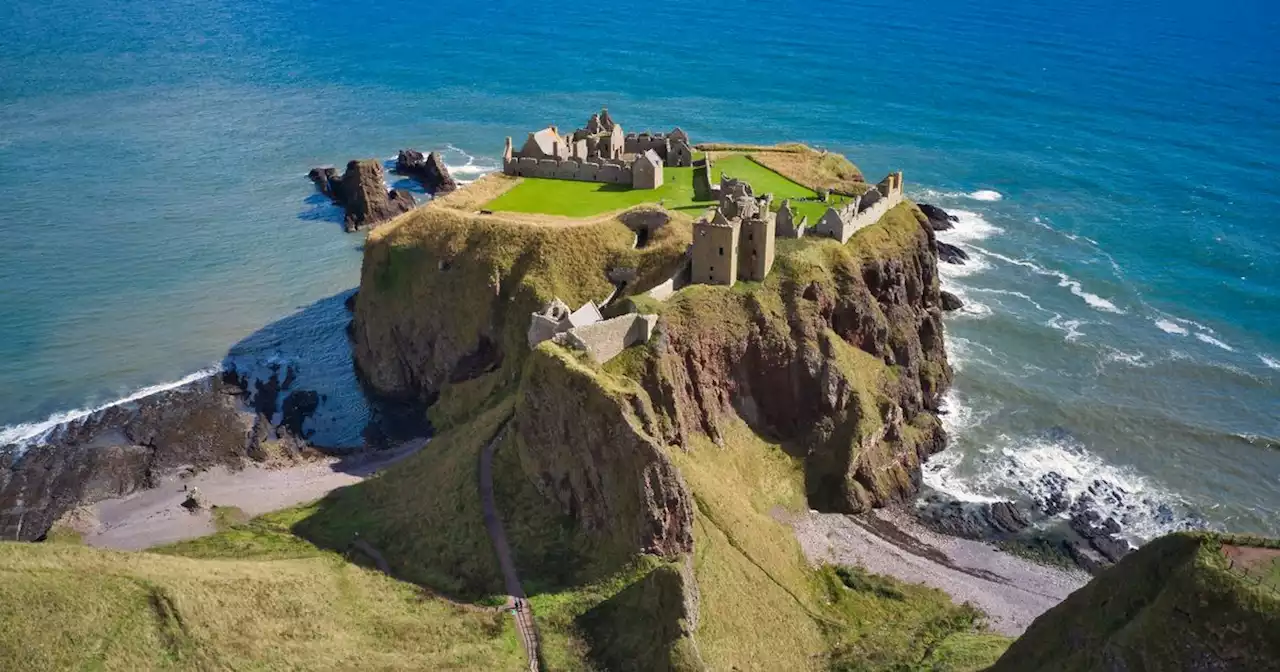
[484,154,817,218]
[786,193,854,224]
[486,166,710,217]
[712,154,816,201]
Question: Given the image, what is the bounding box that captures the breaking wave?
[967,189,1003,201]
[1154,318,1189,335]
[1260,354,1280,371]
[927,391,1201,543]
[983,250,1125,314]
[0,368,219,450]
[1194,333,1235,352]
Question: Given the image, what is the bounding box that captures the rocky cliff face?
[632,203,950,513]
[514,346,693,559]
[352,198,948,552]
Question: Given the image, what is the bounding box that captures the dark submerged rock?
[918,202,958,231]
[939,290,964,312]
[935,240,969,264]
[395,149,458,194]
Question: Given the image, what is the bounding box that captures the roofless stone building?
[502,108,692,189]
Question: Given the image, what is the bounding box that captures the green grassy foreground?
[0,538,523,671]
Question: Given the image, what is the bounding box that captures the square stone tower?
[738,214,776,281]
[692,210,739,286]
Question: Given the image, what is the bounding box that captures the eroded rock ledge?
[0,368,321,541]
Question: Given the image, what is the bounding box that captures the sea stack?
[309,160,416,233]
[395,149,459,194]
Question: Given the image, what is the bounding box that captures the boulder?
[307,167,340,199]
[916,492,1031,539]
[395,149,458,194]
[939,290,964,312]
[309,160,415,233]
[918,202,957,231]
[181,487,208,511]
[935,240,969,264]
[338,160,415,233]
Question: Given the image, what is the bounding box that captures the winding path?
[479,423,541,671]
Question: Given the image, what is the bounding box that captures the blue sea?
[2,0,1277,539]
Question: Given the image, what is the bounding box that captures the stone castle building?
[811,171,904,243]
[692,170,906,286]
[691,176,777,286]
[502,108,692,189]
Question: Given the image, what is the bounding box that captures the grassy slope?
[991,533,1280,672]
[0,540,522,671]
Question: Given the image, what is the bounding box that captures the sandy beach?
[59,440,426,551]
[792,508,1089,636]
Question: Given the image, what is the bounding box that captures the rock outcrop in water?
[309,160,416,232]
[918,203,957,231]
[395,149,459,194]
[0,369,321,542]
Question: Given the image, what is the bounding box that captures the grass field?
[0,540,523,671]
[484,154,817,217]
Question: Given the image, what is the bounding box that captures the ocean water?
[2,0,1276,536]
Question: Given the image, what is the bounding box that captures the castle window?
[719,247,724,256]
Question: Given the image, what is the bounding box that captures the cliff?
[341,164,965,668]
[991,533,1280,671]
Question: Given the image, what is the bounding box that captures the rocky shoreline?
[0,365,327,542]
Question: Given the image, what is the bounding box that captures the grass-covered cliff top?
[474,144,859,218]
[0,533,523,670]
[991,532,1280,671]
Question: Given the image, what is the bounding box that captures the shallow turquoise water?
[1,0,1276,536]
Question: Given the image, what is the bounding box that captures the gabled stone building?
[502,108,689,189]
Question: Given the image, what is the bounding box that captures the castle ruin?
[527,297,657,364]
[691,175,777,287]
[812,172,905,243]
[691,170,905,286]
[502,108,693,189]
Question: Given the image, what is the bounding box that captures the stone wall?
[504,156,635,186]
[814,172,904,244]
[776,200,807,238]
[558,313,659,364]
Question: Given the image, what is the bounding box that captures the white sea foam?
[0,368,219,449]
[1100,346,1151,368]
[937,251,993,280]
[967,287,1051,314]
[967,189,1003,202]
[1194,333,1235,352]
[927,425,1199,543]
[1154,319,1189,336]
[1045,315,1087,342]
[1260,354,1280,371]
[937,209,1003,244]
[983,250,1125,314]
